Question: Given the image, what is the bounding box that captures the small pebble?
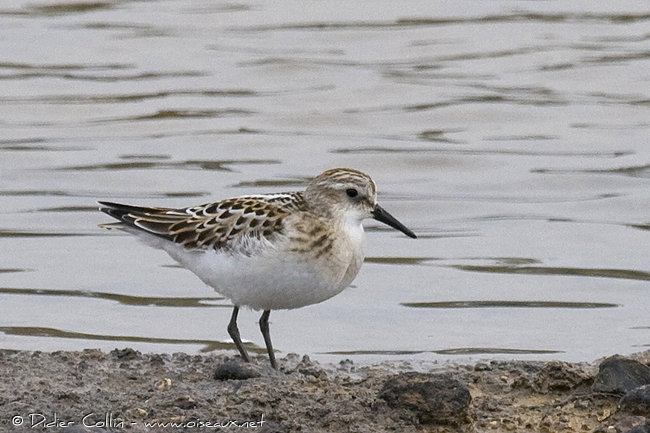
[155,377,172,389]
[214,360,261,380]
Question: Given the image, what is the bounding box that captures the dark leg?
[227,306,250,362]
[259,310,276,369]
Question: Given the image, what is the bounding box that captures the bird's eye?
[346,188,358,198]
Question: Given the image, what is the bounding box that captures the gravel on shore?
[1,348,648,433]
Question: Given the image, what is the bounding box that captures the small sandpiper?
[99,168,416,368]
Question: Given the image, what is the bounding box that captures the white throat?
[343,212,366,248]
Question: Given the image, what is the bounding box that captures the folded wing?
[98,197,291,253]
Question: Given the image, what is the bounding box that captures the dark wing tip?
[98,201,134,221]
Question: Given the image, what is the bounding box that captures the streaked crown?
[304,168,377,219]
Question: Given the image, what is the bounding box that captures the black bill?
[372,204,417,239]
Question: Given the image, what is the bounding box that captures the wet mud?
[1,349,648,432]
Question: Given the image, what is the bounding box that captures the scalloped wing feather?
[98,194,302,253]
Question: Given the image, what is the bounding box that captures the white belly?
[163,238,364,310]
[121,216,367,310]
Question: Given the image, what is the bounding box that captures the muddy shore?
[1,349,648,433]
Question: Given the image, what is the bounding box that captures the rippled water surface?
[1,0,648,365]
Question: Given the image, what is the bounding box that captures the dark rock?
[110,348,139,361]
[615,416,648,432]
[621,384,650,415]
[533,360,593,393]
[592,356,650,395]
[622,419,650,433]
[214,360,261,380]
[378,372,471,425]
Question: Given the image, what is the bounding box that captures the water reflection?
[401,301,619,309]
[231,177,310,189]
[334,145,631,158]
[365,257,438,265]
[449,264,650,281]
[16,2,115,16]
[0,62,203,82]
[0,326,260,354]
[533,165,650,178]
[58,159,280,172]
[434,348,562,356]
[325,348,563,356]
[35,206,97,212]
[0,287,224,308]
[0,189,207,198]
[1,89,257,105]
